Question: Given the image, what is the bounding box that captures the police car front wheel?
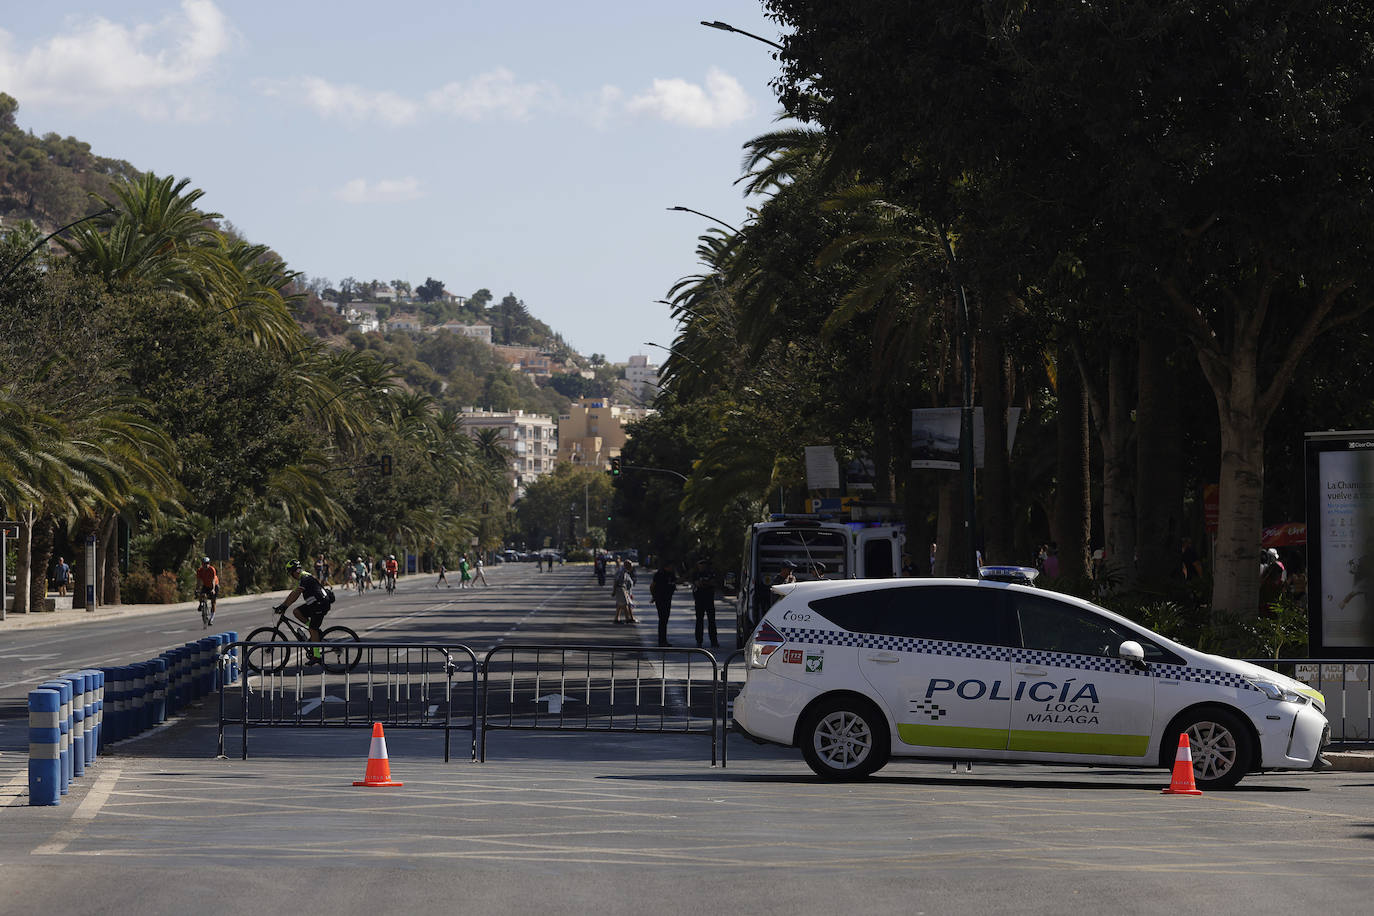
[1168,708,1254,790]
[799,696,891,780]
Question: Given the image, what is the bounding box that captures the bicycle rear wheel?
[199,598,211,628]
[243,626,290,674]
[319,625,362,673]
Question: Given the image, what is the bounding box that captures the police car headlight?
[1248,677,1307,704]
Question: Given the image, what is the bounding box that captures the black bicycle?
[197,589,213,628]
[242,606,361,674]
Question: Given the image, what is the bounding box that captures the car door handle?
[866,653,901,664]
[1014,667,1048,677]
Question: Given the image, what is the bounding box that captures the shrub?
[123,565,183,604]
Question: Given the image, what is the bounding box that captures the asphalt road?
[3,565,1374,914]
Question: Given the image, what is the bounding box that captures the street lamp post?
[666,206,738,233]
[939,228,979,577]
[644,340,705,371]
[700,20,784,52]
[0,206,117,286]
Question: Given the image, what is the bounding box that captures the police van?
[736,516,904,641]
[732,570,1330,789]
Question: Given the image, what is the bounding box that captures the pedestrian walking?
[53,556,70,597]
[613,559,637,625]
[436,561,450,587]
[459,554,473,588]
[473,555,489,586]
[691,558,719,648]
[650,560,677,648]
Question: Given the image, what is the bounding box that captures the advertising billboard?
[1305,431,1374,657]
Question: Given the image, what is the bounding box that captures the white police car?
[732,570,1329,789]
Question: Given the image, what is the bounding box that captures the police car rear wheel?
[800,697,889,780]
[1176,709,1252,790]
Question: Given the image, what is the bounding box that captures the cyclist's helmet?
[286,559,302,573]
[388,554,396,560]
[201,556,210,564]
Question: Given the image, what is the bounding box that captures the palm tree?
[59,172,222,291]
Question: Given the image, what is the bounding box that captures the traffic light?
[379,454,393,476]
[610,457,621,476]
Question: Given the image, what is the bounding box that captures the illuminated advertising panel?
[1305,431,1374,657]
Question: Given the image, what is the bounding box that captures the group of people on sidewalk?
[609,555,720,649]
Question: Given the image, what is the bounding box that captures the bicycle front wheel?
[319,625,362,673]
[199,599,211,628]
[243,626,290,674]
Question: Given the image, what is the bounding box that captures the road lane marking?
[31,766,123,855]
[2,770,29,806]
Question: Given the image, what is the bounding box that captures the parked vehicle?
[736,516,904,641]
[733,572,1330,789]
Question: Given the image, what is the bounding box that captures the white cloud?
[293,76,420,126]
[625,68,753,129]
[425,68,555,121]
[0,0,234,119]
[268,68,753,131]
[333,177,423,205]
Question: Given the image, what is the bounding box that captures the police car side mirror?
[1118,640,1147,671]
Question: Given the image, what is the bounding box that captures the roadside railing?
[718,649,747,766]
[1244,658,1374,746]
[218,641,479,762]
[480,644,720,763]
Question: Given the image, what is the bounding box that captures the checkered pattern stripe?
[1153,663,1257,692]
[911,699,948,720]
[779,626,1260,692]
[1012,648,1145,677]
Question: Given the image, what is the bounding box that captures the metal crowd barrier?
[218,641,479,762]
[1245,658,1374,746]
[480,644,720,763]
[26,631,240,806]
[718,649,747,767]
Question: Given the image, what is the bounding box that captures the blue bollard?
[161,652,177,715]
[78,671,96,767]
[127,662,146,736]
[28,689,62,806]
[141,661,156,731]
[198,638,218,697]
[105,667,126,744]
[151,657,168,723]
[226,631,240,685]
[39,679,71,793]
[47,680,72,795]
[184,642,202,701]
[159,653,175,716]
[85,669,104,759]
[211,634,225,691]
[63,674,86,778]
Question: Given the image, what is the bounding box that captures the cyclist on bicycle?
[353,556,369,592]
[195,556,219,622]
[384,554,399,590]
[273,559,334,643]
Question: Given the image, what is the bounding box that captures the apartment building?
[459,407,558,498]
[555,398,653,469]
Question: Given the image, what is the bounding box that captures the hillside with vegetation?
[0,95,624,611]
[0,93,141,229]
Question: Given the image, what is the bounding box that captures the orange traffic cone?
[353,722,403,787]
[1161,732,1203,795]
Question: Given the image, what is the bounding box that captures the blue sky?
[1,1,789,363]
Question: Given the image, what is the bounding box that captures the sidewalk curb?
[1324,751,1374,772]
[0,589,293,632]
